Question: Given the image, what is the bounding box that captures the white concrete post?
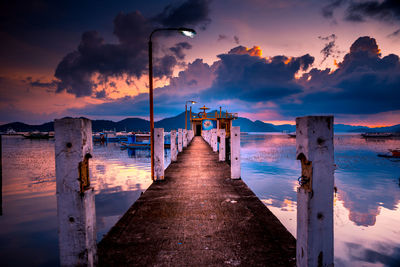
[154,128,164,181]
[211,129,218,152]
[170,130,177,162]
[188,130,193,143]
[178,128,183,153]
[183,129,187,148]
[296,116,334,267]
[54,118,97,267]
[219,129,226,161]
[230,126,241,179]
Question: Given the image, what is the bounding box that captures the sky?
[0,0,400,126]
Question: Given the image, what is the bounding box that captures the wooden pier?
[98,136,296,266]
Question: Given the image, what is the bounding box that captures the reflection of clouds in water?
[242,133,400,265]
[345,242,400,267]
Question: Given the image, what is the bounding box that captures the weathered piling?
[178,128,183,153]
[54,118,97,267]
[188,130,193,143]
[170,130,177,162]
[183,129,188,148]
[219,129,226,161]
[296,116,334,267]
[154,128,164,181]
[211,129,218,152]
[230,126,241,179]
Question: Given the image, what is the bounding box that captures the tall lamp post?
[149,27,196,181]
[185,100,196,130]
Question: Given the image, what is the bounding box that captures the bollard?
[211,129,218,152]
[178,129,183,153]
[219,129,226,161]
[183,129,187,148]
[296,116,334,267]
[230,126,241,179]
[154,128,164,181]
[170,130,177,162]
[54,118,97,267]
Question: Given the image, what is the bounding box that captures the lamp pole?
[148,28,196,180]
[185,100,196,130]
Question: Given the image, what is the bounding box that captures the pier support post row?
[54,118,97,267]
[178,129,183,153]
[296,116,334,267]
[230,126,241,179]
[183,129,187,148]
[170,130,177,162]
[154,128,164,181]
[218,129,226,161]
[211,129,218,152]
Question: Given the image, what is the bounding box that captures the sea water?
[0,134,399,266]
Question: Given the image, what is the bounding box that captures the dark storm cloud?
[155,0,211,29]
[321,0,400,24]
[321,0,345,18]
[54,0,212,98]
[169,42,192,60]
[201,47,314,102]
[68,58,214,117]
[281,36,400,116]
[345,0,400,23]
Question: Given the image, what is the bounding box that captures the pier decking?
[98,136,296,266]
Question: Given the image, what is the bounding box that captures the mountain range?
[1,111,399,133]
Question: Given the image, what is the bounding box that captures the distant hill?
[0,113,399,133]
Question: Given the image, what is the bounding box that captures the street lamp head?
[179,28,196,38]
[191,101,197,104]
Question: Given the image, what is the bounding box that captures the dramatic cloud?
[65,37,400,123]
[345,0,400,22]
[169,42,192,60]
[201,46,314,102]
[54,0,211,98]
[69,58,215,118]
[282,36,400,115]
[321,0,400,24]
[155,0,211,29]
[321,0,344,18]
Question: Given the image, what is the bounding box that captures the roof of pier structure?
[98,136,296,266]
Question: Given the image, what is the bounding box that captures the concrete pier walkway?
[98,136,296,266]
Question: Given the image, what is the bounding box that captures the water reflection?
[242,133,400,266]
[0,134,399,266]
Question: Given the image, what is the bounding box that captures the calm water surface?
[0,134,399,266]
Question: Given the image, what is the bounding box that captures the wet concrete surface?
[98,136,295,266]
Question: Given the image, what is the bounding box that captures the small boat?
[287,133,296,138]
[378,149,400,158]
[120,134,170,149]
